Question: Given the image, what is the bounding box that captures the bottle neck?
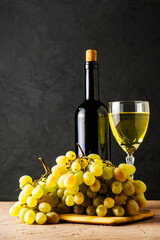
[85,62,99,101]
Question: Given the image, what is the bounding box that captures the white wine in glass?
[108,101,150,166]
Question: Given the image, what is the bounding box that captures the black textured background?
[0,0,160,200]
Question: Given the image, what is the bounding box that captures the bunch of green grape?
[9,150,147,224]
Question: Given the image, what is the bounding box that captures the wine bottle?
[75,49,110,160]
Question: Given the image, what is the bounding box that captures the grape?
[47,184,58,193]
[102,167,113,180]
[94,159,103,167]
[133,180,147,194]
[80,158,88,169]
[88,154,101,160]
[36,212,47,224]
[123,181,135,196]
[56,155,69,165]
[126,199,139,216]
[93,195,104,207]
[46,212,60,223]
[51,164,67,177]
[71,162,81,172]
[86,205,96,216]
[65,195,74,207]
[62,195,66,204]
[66,185,79,195]
[19,175,32,188]
[111,181,123,194]
[27,196,37,208]
[82,196,91,207]
[18,191,28,204]
[19,208,29,223]
[114,167,127,182]
[103,197,115,208]
[90,179,101,192]
[49,192,59,205]
[56,203,70,214]
[32,186,43,199]
[75,171,84,185]
[73,204,84,214]
[99,182,108,194]
[96,205,107,217]
[112,206,125,217]
[24,210,36,224]
[46,174,59,188]
[64,174,77,188]
[132,193,147,208]
[89,163,103,177]
[79,183,88,194]
[83,172,95,186]
[23,184,34,195]
[38,195,54,208]
[114,192,127,205]
[9,202,23,217]
[39,202,51,213]
[58,174,66,188]
[119,163,136,176]
[86,188,97,199]
[74,192,84,205]
[66,151,76,160]
[57,189,64,198]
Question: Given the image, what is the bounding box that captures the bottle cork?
[86,49,97,62]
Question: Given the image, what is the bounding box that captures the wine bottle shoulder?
[75,100,108,117]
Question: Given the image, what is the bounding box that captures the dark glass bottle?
[75,50,110,160]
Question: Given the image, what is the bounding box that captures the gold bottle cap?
[86,49,97,62]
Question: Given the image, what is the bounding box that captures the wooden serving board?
[60,210,155,225]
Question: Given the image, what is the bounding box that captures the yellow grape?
[24,209,36,224]
[58,174,66,188]
[126,199,139,216]
[114,167,127,182]
[112,206,125,217]
[32,186,43,199]
[89,163,103,177]
[46,212,60,223]
[83,172,95,186]
[103,197,115,208]
[111,181,123,194]
[123,181,135,196]
[27,196,37,208]
[9,202,23,217]
[46,174,58,188]
[64,174,76,188]
[102,167,113,180]
[36,212,47,224]
[71,162,81,172]
[66,151,76,160]
[56,155,69,165]
[133,180,147,194]
[96,205,107,217]
[19,175,32,188]
[88,154,101,160]
[39,202,51,213]
[74,192,84,205]
[51,164,67,177]
[65,195,74,206]
[75,171,84,185]
[19,208,29,223]
[90,179,101,192]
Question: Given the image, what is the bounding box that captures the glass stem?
[126,154,135,165]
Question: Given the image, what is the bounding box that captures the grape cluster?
[9,151,147,224]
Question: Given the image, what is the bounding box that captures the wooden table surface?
[0,201,159,240]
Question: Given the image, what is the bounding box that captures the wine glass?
[108,101,150,166]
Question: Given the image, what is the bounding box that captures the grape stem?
[76,143,85,156]
[39,158,51,177]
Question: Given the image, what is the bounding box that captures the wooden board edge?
[59,211,155,225]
